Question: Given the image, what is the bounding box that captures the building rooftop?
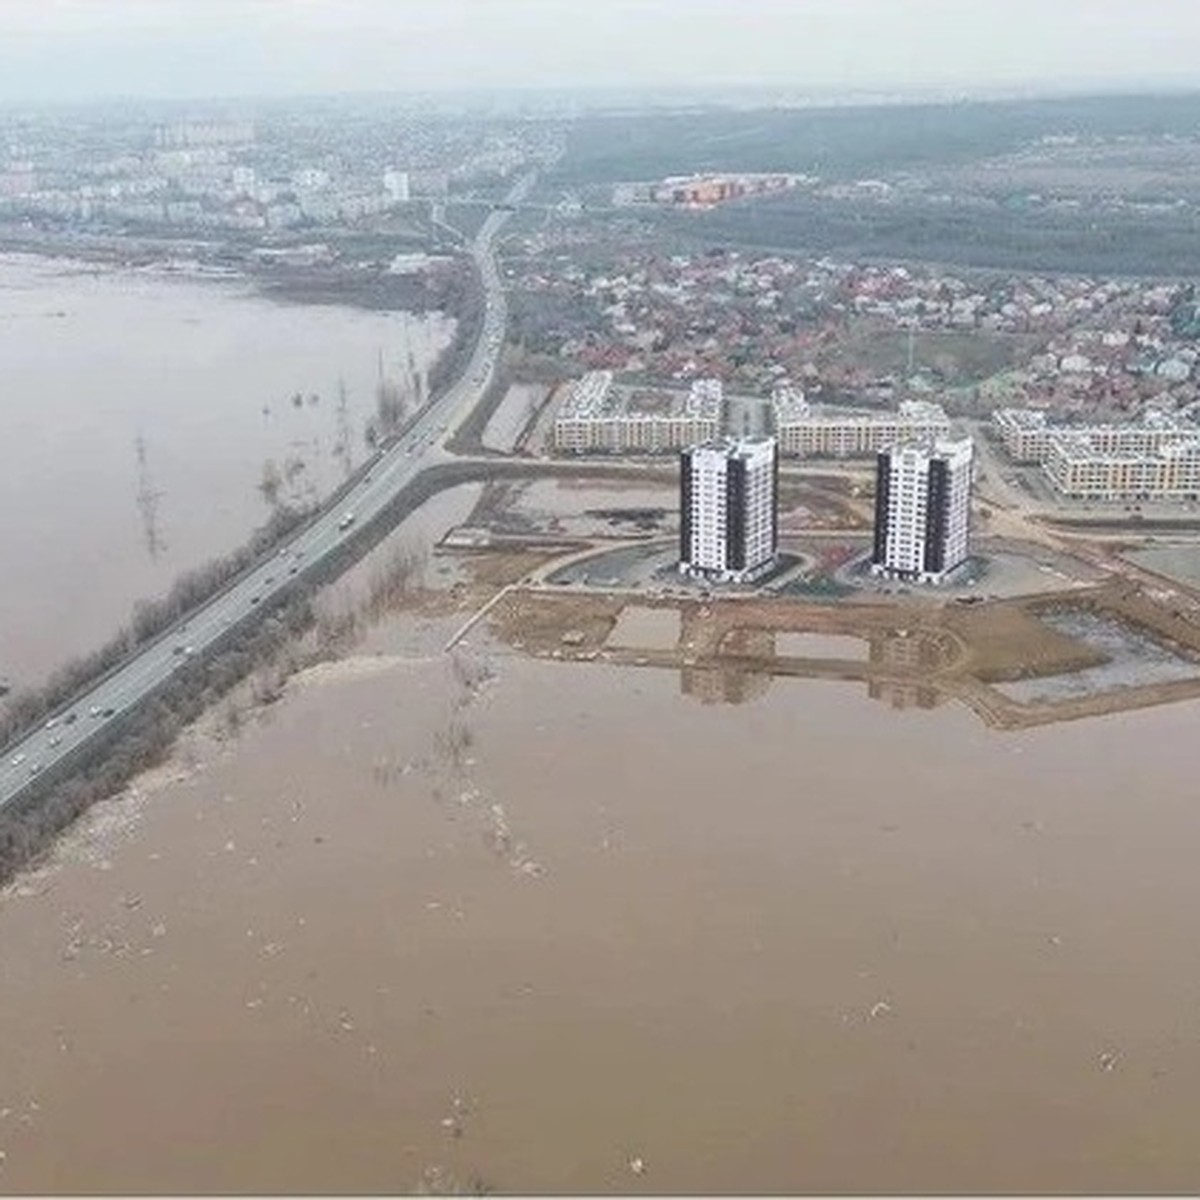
[773,389,948,426]
[1048,430,1200,464]
[886,434,974,460]
[691,435,777,459]
[996,405,1200,436]
[557,372,723,422]
[994,408,1050,431]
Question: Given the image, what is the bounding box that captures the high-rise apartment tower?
[679,437,778,583]
[871,437,973,584]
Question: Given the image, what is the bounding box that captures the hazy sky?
[0,0,1197,102]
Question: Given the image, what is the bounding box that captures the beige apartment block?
[994,407,1200,464]
[1043,433,1200,499]
[772,389,950,458]
[553,373,723,454]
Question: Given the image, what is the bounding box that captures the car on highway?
[338,512,356,530]
[89,706,101,717]
[250,595,260,605]
[10,754,25,767]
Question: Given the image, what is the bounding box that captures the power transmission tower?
[134,434,165,559]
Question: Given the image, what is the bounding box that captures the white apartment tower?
[383,169,411,203]
[871,437,974,584]
[679,437,779,583]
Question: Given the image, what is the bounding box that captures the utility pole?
[134,434,165,559]
[335,376,352,478]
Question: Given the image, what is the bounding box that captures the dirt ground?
[480,576,1200,732]
[318,478,1200,735]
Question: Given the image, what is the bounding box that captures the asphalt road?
[0,173,535,812]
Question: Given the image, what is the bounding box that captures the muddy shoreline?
[0,229,465,319]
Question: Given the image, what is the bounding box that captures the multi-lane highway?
[0,173,534,812]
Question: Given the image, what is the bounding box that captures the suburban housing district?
[13,95,1200,867]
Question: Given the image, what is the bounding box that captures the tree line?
[664,194,1200,279]
[0,503,312,752]
[0,595,315,885]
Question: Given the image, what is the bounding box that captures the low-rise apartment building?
[994,407,1200,464]
[1043,433,1200,499]
[553,373,723,454]
[772,389,950,458]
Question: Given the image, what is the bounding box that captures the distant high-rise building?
[679,437,778,583]
[871,437,973,584]
[383,169,410,203]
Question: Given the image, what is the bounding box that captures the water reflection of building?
[866,628,947,711]
[867,680,943,711]
[868,627,946,672]
[681,627,775,706]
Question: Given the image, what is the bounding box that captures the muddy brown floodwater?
[4,544,1200,1195]
[0,253,452,687]
[2,467,1200,1194]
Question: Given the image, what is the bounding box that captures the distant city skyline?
[0,0,1196,104]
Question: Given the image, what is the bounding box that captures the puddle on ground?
[775,632,869,660]
[605,606,681,650]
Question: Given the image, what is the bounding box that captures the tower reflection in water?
[675,608,948,711]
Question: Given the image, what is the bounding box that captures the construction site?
[470,574,1200,731]
[417,472,1200,733]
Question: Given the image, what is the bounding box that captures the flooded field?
[997,611,1200,703]
[481,383,549,453]
[485,571,1200,732]
[0,253,452,687]
[7,468,1200,1192]
[776,632,869,660]
[514,479,674,517]
[5,578,1200,1192]
[1125,544,1200,590]
[605,606,681,650]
